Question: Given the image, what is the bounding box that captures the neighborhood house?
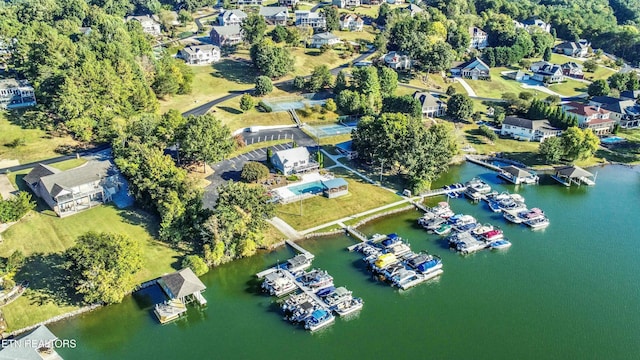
[210,25,243,47]
[333,0,361,8]
[554,40,590,58]
[295,10,326,29]
[126,15,161,36]
[450,57,490,80]
[531,62,564,84]
[561,62,584,79]
[413,91,447,118]
[339,14,364,31]
[24,160,121,217]
[178,45,220,65]
[561,102,615,135]
[271,147,318,175]
[381,51,412,70]
[501,116,562,142]
[515,18,551,33]
[259,6,289,25]
[218,9,247,26]
[310,32,340,48]
[403,4,424,17]
[589,96,640,129]
[468,27,488,50]
[0,78,36,110]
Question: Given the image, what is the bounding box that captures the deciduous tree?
[447,93,474,120]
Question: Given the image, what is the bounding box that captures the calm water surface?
[50,164,640,359]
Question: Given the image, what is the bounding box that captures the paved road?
[181,50,375,117]
[0,144,112,173]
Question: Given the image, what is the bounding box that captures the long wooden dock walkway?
[285,240,314,258]
[281,271,330,311]
[465,155,502,172]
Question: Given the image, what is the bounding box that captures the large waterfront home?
[178,45,220,65]
[0,325,64,359]
[295,10,326,29]
[589,96,640,129]
[24,160,121,217]
[413,91,446,118]
[0,78,36,110]
[500,116,562,142]
[340,14,364,31]
[333,0,361,8]
[381,51,412,70]
[531,63,564,84]
[310,32,340,48]
[271,147,318,175]
[561,102,615,135]
[554,40,590,58]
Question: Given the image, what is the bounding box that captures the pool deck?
[273,172,334,200]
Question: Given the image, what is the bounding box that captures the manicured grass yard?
[0,114,79,164]
[465,67,531,98]
[335,26,376,44]
[548,78,588,97]
[276,168,402,230]
[0,205,181,331]
[213,98,295,133]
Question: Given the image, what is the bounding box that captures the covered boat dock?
[498,165,539,185]
[551,166,596,186]
[158,268,207,305]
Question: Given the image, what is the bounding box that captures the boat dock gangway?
[256,240,315,279]
[281,271,331,312]
[464,155,502,172]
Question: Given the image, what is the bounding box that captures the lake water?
[49,163,640,359]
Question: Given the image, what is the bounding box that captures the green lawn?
[158,60,258,113]
[465,67,530,98]
[399,72,464,94]
[0,113,80,164]
[342,202,413,226]
[335,26,376,44]
[0,205,181,331]
[276,168,402,230]
[545,54,616,81]
[214,98,295,133]
[548,79,588,97]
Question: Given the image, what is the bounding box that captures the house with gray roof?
[469,27,488,50]
[126,15,161,36]
[450,57,490,80]
[413,91,446,118]
[271,147,318,175]
[238,0,263,5]
[381,51,412,70]
[532,63,564,84]
[589,96,640,129]
[279,0,299,7]
[561,61,584,79]
[24,160,120,217]
[259,6,289,25]
[402,4,424,17]
[0,325,63,360]
[210,25,243,46]
[340,14,364,31]
[218,9,247,26]
[333,0,361,8]
[295,10,326,29]
[178,45,220,65]
[554,40,590,58]
[0,79,36,110]
[501,116,562,142]
[310,32,340,48]
[516,18,551,33]
[158,268,207,304]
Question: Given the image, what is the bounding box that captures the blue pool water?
[288,180,325,195]
[601,136,625,144]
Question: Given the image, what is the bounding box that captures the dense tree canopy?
[177,114,235,171]
[250,39,294,78]
[67,231,142,304]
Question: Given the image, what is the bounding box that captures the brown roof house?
[23,160,121,217]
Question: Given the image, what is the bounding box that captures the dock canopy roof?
[501,165,533,178]
[160,268,206,300]
[555,165,593,178]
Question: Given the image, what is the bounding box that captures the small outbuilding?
[551,166,596,186]
[158,268,207,305]
[498,165,539,185]
[321,178,349,198]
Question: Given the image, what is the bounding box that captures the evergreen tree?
[543,47,552,62]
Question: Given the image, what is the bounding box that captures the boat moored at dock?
[465,178,492,194]
[305,309,335,331]
[489,239,512,249]
[503,210,523,224]
[524,216,550,229]
[262,269,298,297]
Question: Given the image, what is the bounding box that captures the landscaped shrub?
[241,161,270,183]
[257,100,272,112]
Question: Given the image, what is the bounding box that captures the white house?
[517,18,551,33]
[333,0,361,8]
[413,91,446,118]
[468,27,488,50]
[279,0,299,6]
[126,15,162,36]
[532,63,564,84]
[339,14,364,31]
[402,4,423,17]
[237,0,263,5]
[310,32,341,48]
[0,78,36,110]
[554,40,590,58]
[561,102,615,135]
[450,57,490,80]
[24,160,121,217]
[382,51,412,70]
[271,147,318,175]
[259,6,289,25]
[218,9,247,26]
[178,45,221,65]
[295,10,326,29]
[501,116,562,142]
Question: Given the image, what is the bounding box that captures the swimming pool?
[601,136,625,144]
[287,180,325,195]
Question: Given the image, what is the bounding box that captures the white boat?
[304,309,335,331]
[398,269,443,290]
[298,269,334,290]
[324,287,353,307]
[465,178,492,194]
[518,208,545,221]
[429,201,455,218]
[489,239,512,249]
[456,238,488,254]
[262,270,297,297]
[334,298,364,316]
[503,210,523,224]
[472,223,494,235]
[525,216,550,229]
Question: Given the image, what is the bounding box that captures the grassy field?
[276,167,402,230]
[213,98,295,133]
[465,67,531,98]
[548,79,588,97]
[399,72,464,94]
[316,133,352,146]
[342,202,412,226]
[335,26,377,44]
[0,205,181,331]
[0,114,80,164]
[158,60,258,113]
[546,54,616,81]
